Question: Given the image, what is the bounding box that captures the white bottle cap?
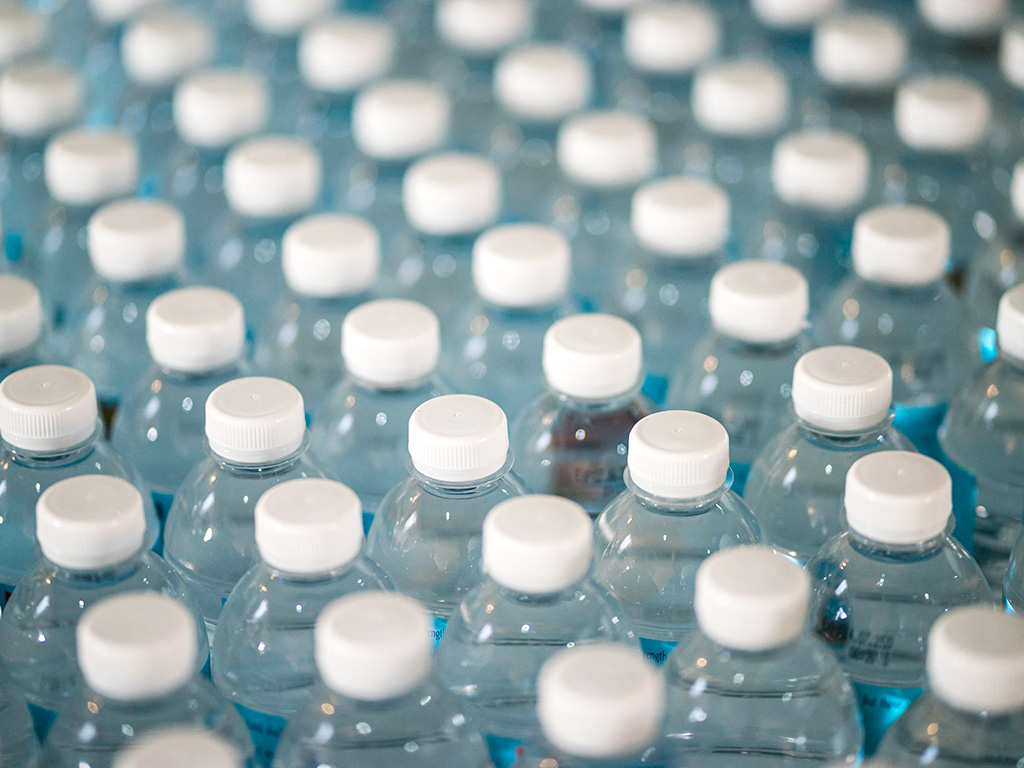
[494,44,591,123]
[89,0,167,26]
[245,0,332,36]
[407,394,508,483]
[0,6,46,68]
[483,495,592,593]
[628,410,730,499]
[146,286,246,373]
[173,68,269,150]
[1001,23,1024,90]
[402,153,501,237]
[113,729,243,768]
[88,199,185,283]
[0,63,82,139]
[472,224,570,308]
[282,213,379,298]
[0,275,43,359]
[752,0,839,30]
[205,377,306,464]
[352,79,450,162]
[693,59,789,138]
[0,365,97,452]
[44,129,139,207]
[543,314,643,400]
[36,475,146,571]
[255,478,363,574]
[341,299,440,387]
[709,260,808,344]
[315,592,432,701]
[792,346,893,433]
[895,76,991,153]
[631,176,730,258]
[694,545,809,652]
[624,1,719,74]
[813,13,908,91]
[927,606,1024,715]
[436,0,531,55]
[771,130,870,212]
[851,205,950,286]
[844,451,952,545]
[998,284,1024,361]
[77,593,196,701]
[224,136,322,219]
[557,111,657,189]
[299,14,395,94]
[122,10,214,87]
[537,645,664,760]
[918,0,1007,37]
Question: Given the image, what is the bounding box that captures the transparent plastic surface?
[0,667,39,768]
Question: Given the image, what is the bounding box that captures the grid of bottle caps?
[2,0,1024,766]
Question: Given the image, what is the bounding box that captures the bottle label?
[852,681,922,756]
[235,702,288,767]
[978,326,998,364]
[730,461,750,496]
[892,403,946,461]
[27,702,58,743]
[642,373,669,406]
[639,637,676,666]
[486,734,524,768]
[935,446,978,555]
[432,616,447,648]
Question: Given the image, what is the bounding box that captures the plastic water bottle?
[511,313,654,516]
[113,728,244,768]
[254,213,379,415]
[813,205,971,465]
[167,68,269,272]
[435,494,636,766]
[601,176,729,404]
[40,592,253,768]
[273,591,490,768]
[0,665,39,768]
[69,199,185,419]
[593,410,762,665]
[310,299,447,524]
[367,394,526,641]
[876,605,1024,767]
[667,260,809,494]
[443,223,572,421]
[913,0,1007,84]
[212,478,389,766]
[745,346,916,565]
[0,62,82,270]
[36,128,138,332]
[111,286,249,520]
[944,285,1024,596]
[516,644,666,768]
[396,152,502,326]
[0,275,47,381]
[805,451,991,754]
[664,545,864,766]
[206,136,322,335]
[0,475,208,739]
[163,376,330,640]
[0,364,159,599]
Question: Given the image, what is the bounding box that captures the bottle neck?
[204,432,310,475]
[846,522,950,560]
[794,412,895,449]
[624,468,730,515]
[4,429,101,468]
[548,385,644,412]
[47,550,145,583]
[410,452,515,499]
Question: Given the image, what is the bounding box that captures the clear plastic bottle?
[212,478,390,766]
[163,376,330,640]
[70,199,186,420]
[0,665,39,768]
[255,213,380,415]
[745,346,916,565]
[310,299,447,525]
[594,410,763,664]
[0,365,160,598]
[40,592,253,768]
[667,260,809,494]
[664,545,863,767]
[113,727,244,768]
[0,275,47,381]
[436,494,637,765]
[876,605,1024,767]
[813,205,971,464]
[511,313,654,516]
[601,176,729,404]
[367,394,527,641]
[806,452,992,754]
[111,286,249,520]
[912,0,1006,85]
[515,644,667,768]
[273,591,490,768]
[0,475,208,739]
[443,223,573,422]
